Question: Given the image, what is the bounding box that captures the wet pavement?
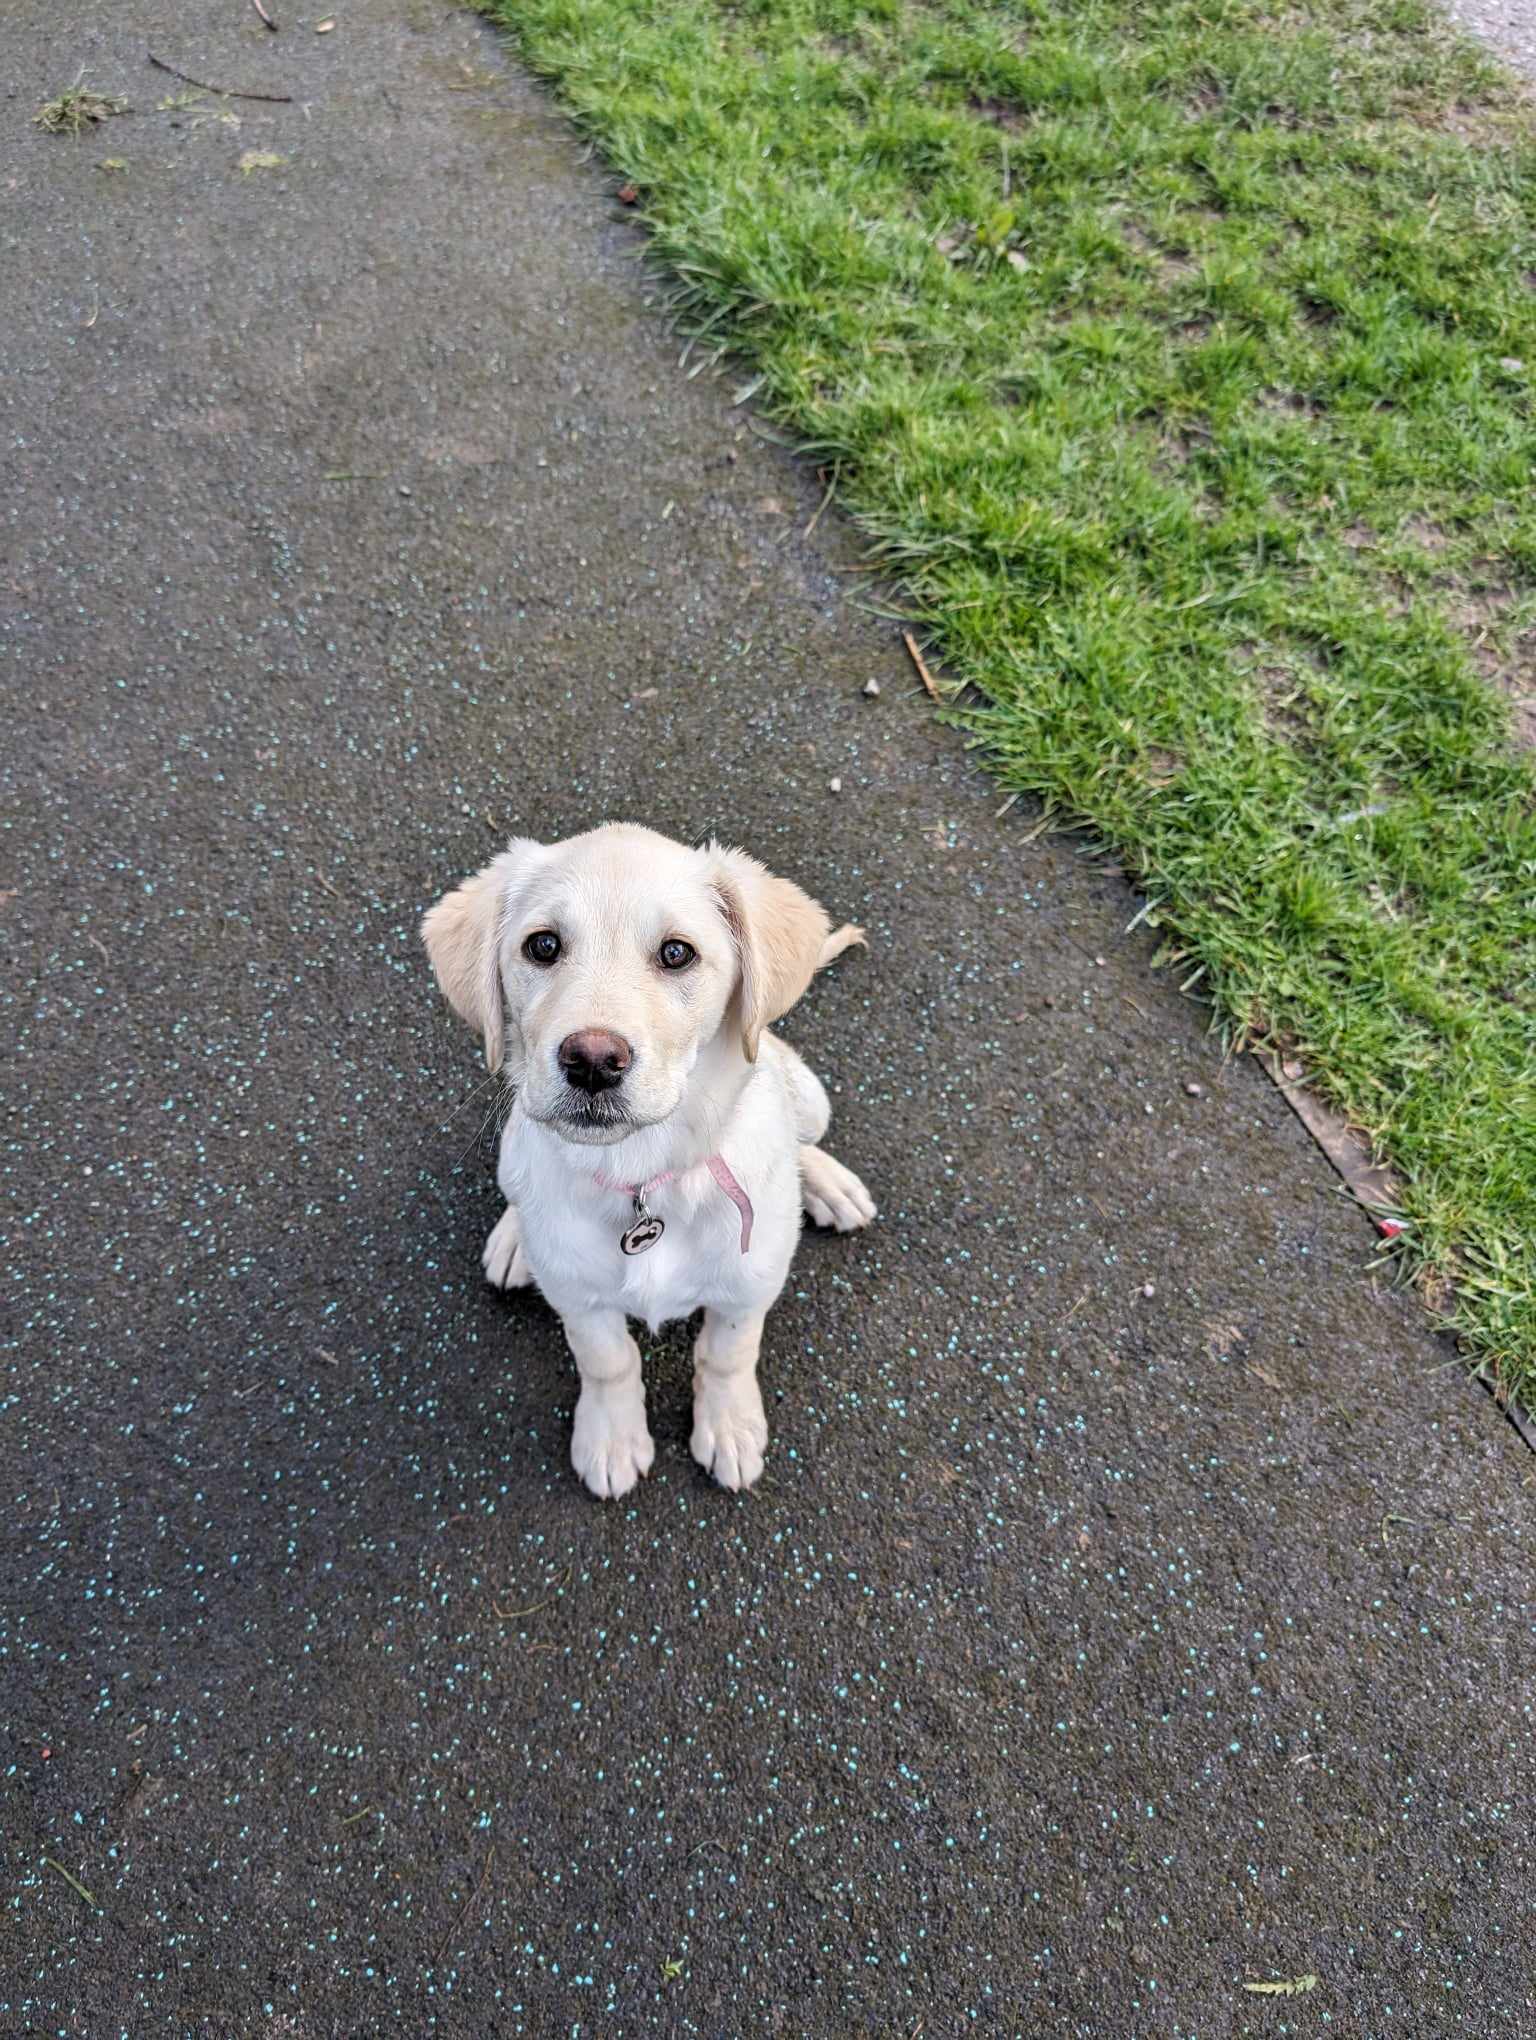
[2,3,1533,2032]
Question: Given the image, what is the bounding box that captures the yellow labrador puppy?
[422,824,875,1498]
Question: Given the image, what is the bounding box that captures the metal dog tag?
[620,1199,664,1256]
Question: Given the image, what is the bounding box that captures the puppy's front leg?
[563,1309,655,1500]
[482,1203,533,1289]
[691,1308,769,1493]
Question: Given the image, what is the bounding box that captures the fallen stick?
[147,51,293,102]
[251,0,279,28]
[430,1847,494,1967]
[902,629,941,701]
[43,1858,101,1912]
[804,466,838,539]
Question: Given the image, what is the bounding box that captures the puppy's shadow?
[633,1315,704,1460]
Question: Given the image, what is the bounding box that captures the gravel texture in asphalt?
[1442,0,1536,80]
[3,3,1533,2033]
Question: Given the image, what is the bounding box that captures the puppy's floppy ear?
[708,842,835,1063]
[421,838,542,1073]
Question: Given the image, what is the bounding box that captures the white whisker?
[435,1070,500,1137]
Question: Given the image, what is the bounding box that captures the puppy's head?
[421,824,833,1146]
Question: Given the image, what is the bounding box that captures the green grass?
[480,0,1536,1387]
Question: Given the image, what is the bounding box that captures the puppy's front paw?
[571,1385,655,1500]
[691,1376,768,1492]
[482,1205,533,1289]
[800,1147,877,1233]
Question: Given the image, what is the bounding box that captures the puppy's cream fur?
[423,823,874,1497]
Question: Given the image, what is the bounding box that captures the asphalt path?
[3,3,1532,2032]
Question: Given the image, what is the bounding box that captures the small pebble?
[1094,955,1106,966]
[828,776,842,793]
[862,677,881,698]
[1141,1282,1156,1298]
[1184,1079,1204,1096]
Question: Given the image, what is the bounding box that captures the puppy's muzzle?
[558,1028,633,1095]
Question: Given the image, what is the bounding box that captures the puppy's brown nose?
[558,1028,632,1094]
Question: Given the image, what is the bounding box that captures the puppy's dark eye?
[523,930,561,965]
[658,938,696,972]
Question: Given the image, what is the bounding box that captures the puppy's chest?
[608,1224,710,1323]
[526,1189,735,1323]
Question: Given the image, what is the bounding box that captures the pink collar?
[593,1154,754,1254]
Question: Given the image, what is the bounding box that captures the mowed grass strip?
[482,0,1536,1386]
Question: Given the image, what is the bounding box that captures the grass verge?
[480,0,1536,1388]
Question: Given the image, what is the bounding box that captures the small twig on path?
[494,1593,554,1621]
[430,1846,494,1967]
[493,1564,572,1622]
[804,465,838,540]
[43,1858,101,1911]
[251,0,279,28]
[147,52,292,103]
[902,628,941,700]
